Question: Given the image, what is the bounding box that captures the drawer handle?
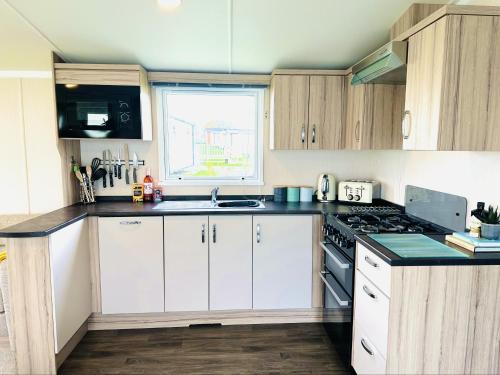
[360,338,374,356]
[201,224,206,243]
[256,224,261,244]
[364,255,379,268]
[119,220,141,225]
[301,125,306,143]
[362,285,377,300]
[212,224,217,243]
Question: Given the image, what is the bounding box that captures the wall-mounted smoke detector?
[158,0,182,10]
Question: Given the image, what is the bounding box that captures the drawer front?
[320,270,352,308]
[354,271,389,357]
[321,241,353,297]
[356,243,391,296]
[352,323,387,375]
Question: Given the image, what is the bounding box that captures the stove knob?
[354,195,361,201]
[347,194,354,201]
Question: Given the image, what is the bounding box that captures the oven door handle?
[319,271,351,307]
[320,241,352,269]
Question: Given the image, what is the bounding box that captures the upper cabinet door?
[209,216,252,311]
[270,75,310,150]
[345,76,365,150]
[308,76,345,150]
[403,17,446,151]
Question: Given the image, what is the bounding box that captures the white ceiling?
[5,0,447,73]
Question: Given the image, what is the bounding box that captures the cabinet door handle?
[361,338,374,356]
[311,125,316,143]
[212,224,216,243]
[355,120,360,142]
[362,285,377,299]
[301,125,306,143]
[119,220,141,225]
[402,110,412,140]
[364,255,379,268]
[256,224,261,244]
[201,224,206,243]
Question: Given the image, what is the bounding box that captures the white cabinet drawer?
[356,243,391,296]
[352,323,387,375]
[354,271,389,357]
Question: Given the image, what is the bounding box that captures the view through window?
[159,87,263,184]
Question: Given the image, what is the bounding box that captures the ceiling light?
[158,0,182,10]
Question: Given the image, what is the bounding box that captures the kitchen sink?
[217,200,262,208]
[153,200,265,210]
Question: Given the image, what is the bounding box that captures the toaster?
[338,180,381,203]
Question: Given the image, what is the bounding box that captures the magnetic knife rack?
[99,159,146,166]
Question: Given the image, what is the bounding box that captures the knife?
[113,154,117,178]
[108,149,114,187]
[117,151,122,180]
[124,144,130,185]
[133,152,139,184]
[102,151,107,188]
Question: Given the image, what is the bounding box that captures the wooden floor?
[59,323,350,374]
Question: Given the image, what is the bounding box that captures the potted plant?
[480,205,500,240]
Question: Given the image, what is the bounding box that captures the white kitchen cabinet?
[99,217,164,314]
[49,219,91,353]
[209,216,253,310]
[164,216,209,311]
[253,215,312,309]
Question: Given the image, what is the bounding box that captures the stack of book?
[445,232,500,253]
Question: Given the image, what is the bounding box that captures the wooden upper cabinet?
[345,74,405,150]
[403,14,500,151]
[270,75,310,150]
[308,76,345,150]
[270,73,345,150]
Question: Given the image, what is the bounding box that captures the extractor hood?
[351,41,407,85]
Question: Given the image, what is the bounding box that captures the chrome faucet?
[211,187,220,205]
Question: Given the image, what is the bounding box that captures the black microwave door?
[56,85,141,139]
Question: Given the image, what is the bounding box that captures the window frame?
[156,85,264,186]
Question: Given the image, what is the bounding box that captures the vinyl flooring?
[59,323,351,375]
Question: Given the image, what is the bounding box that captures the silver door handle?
[364,255,379,268]
[201,224,206,243]
[301,125,306,143]
[402,110,411,140]
[361,338,374,356]
[320,242,351,269]
[256,224,261,243]
[212,224,216,243]
[319,271,350,306]
[362,285,377,299]
[355,120,360,142]
[311,125,316,143]
[119,220,141,225]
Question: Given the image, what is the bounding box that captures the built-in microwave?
[56,84,142,139]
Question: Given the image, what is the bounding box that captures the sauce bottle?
[143,168,154,202]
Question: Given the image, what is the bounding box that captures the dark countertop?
[0,198,369,238]
[355,234,500,266]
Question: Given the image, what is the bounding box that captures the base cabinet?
[253,215,313,309]
[164,216,209,312]
[209,216,253,310]
[98,217,164,314]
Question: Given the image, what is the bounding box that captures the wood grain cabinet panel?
[308,76,344,150]
[403,14,500,151]
[270,75,310,150]
[345,75,405,150]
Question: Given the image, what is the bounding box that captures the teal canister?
[287,187,300,202]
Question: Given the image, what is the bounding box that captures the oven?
[56,84,142,139]
[320,215,355,368]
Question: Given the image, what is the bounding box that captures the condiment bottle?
[143,168,154,202]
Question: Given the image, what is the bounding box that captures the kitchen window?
[157,85,264,185]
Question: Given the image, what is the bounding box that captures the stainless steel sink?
[153,200,265,210]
